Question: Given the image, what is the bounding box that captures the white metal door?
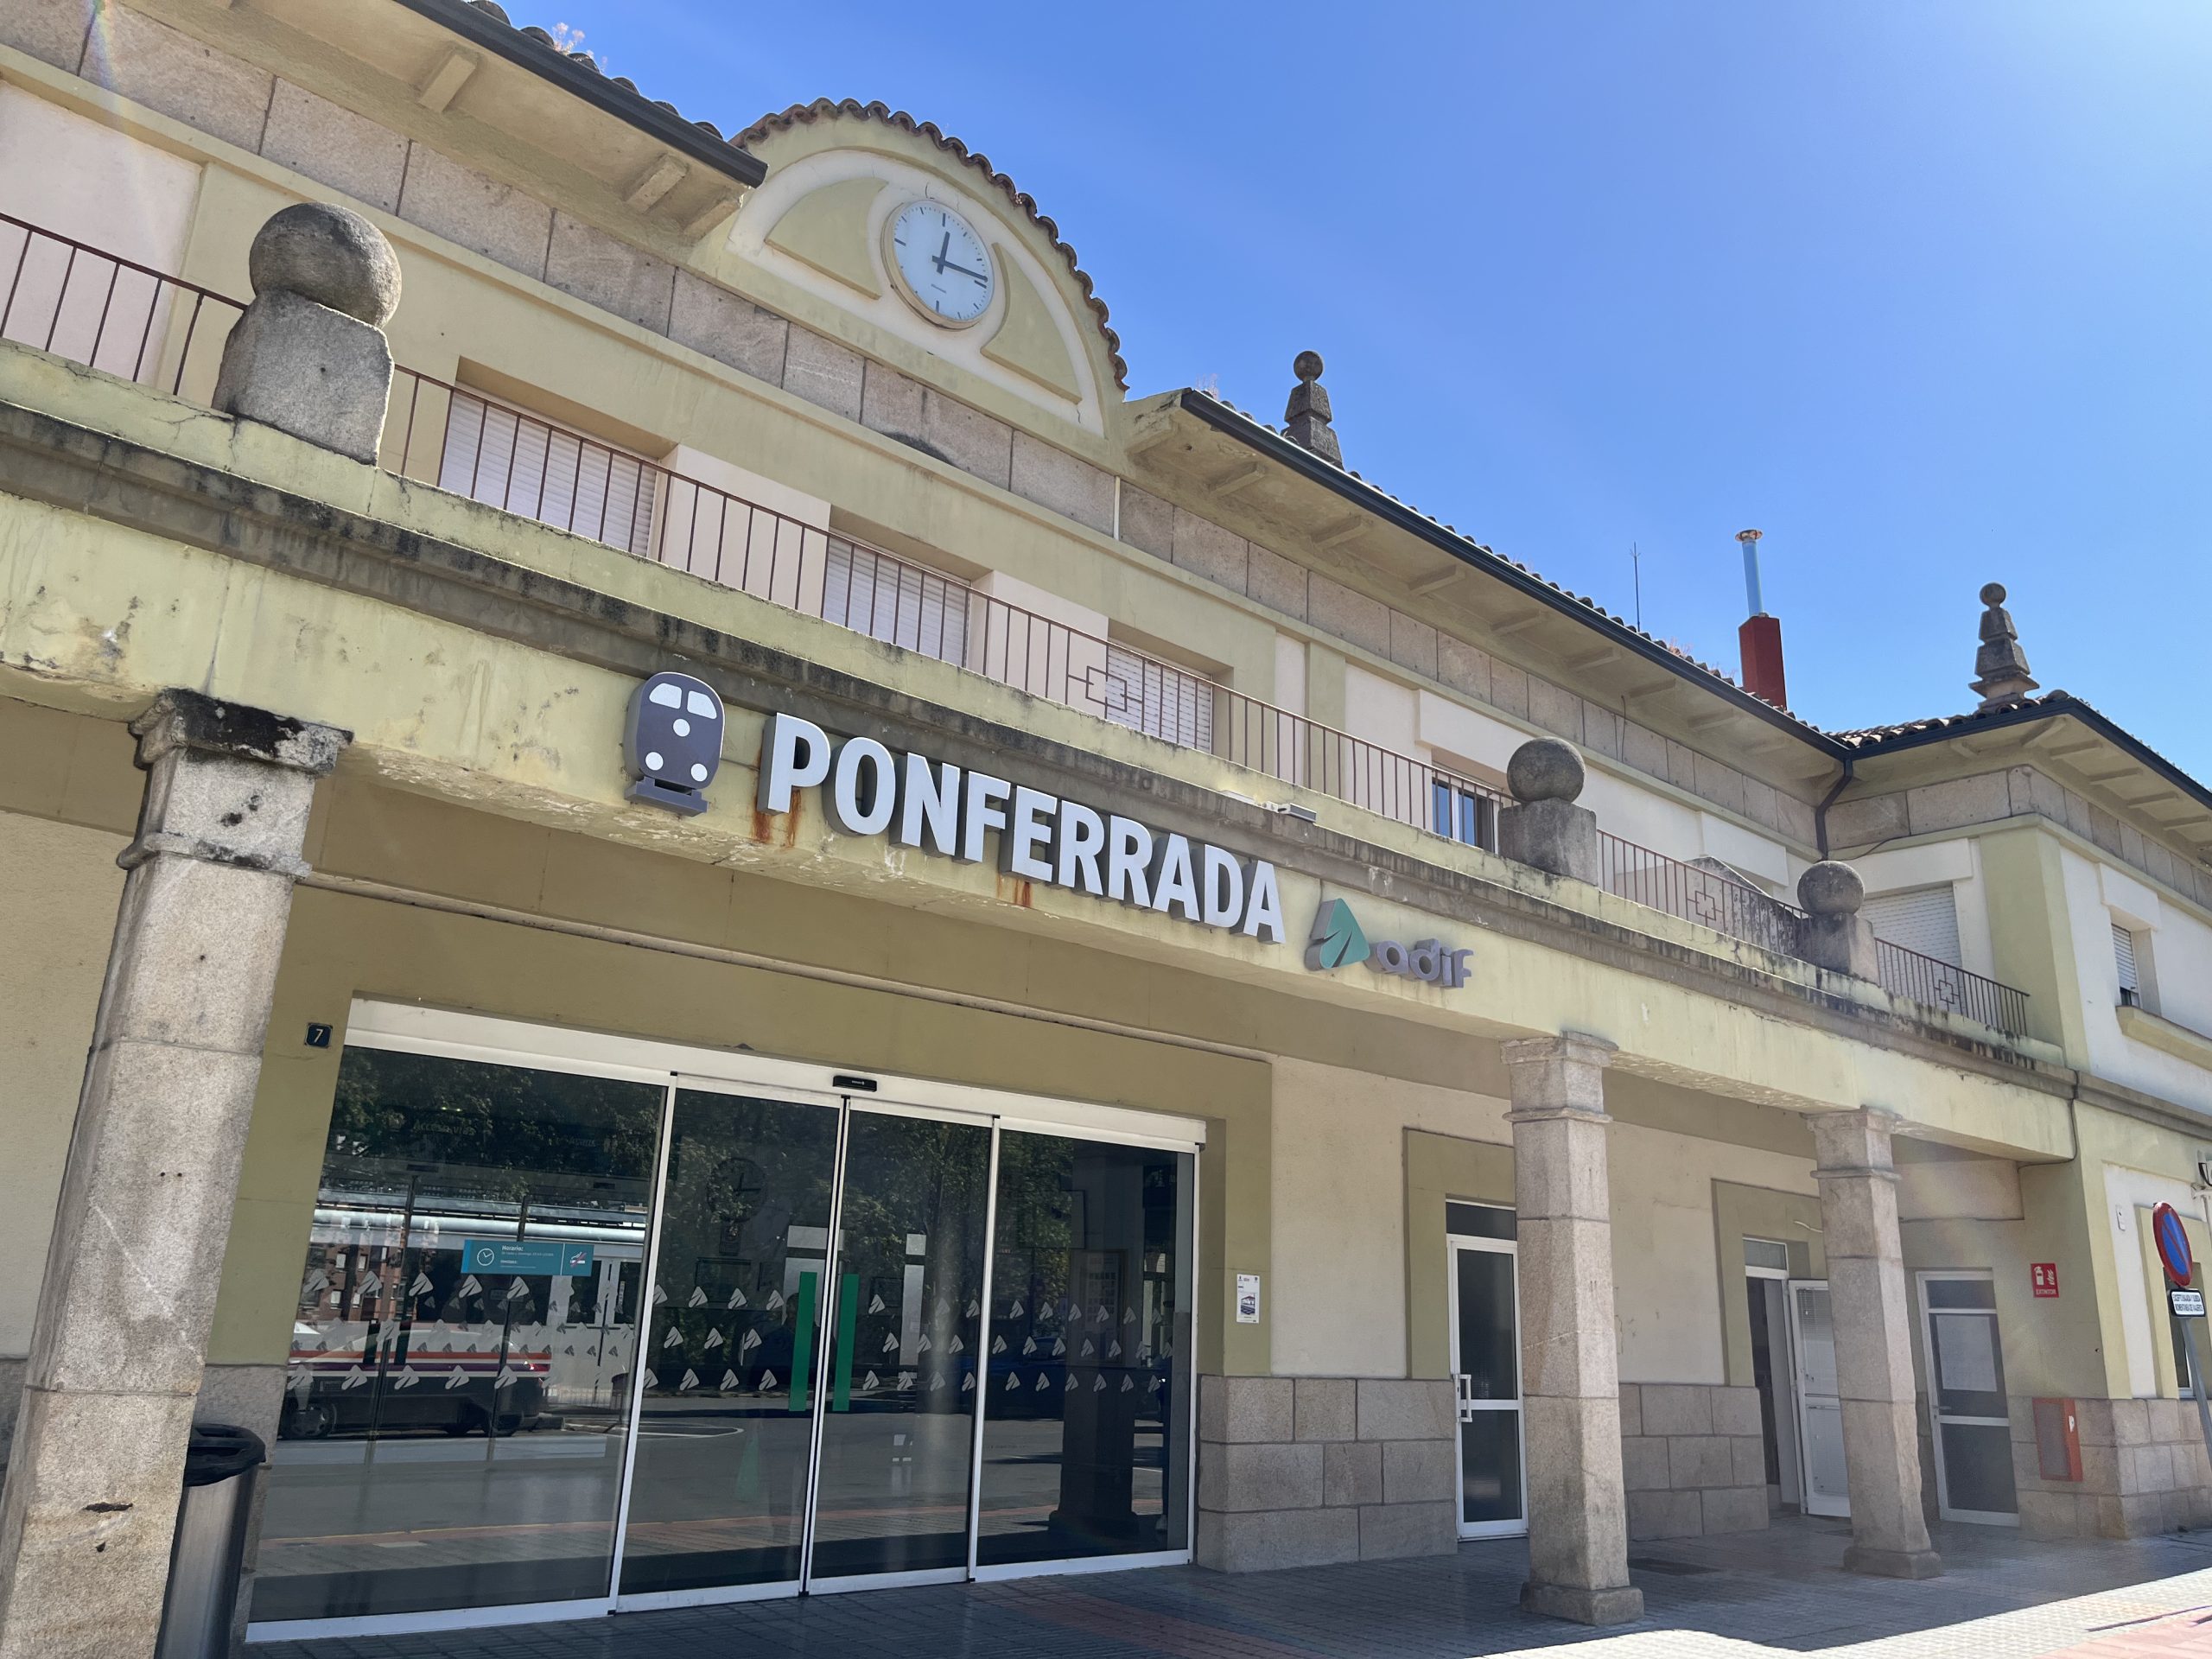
[1447,1230,1527,1539]
[1917,1271,2019,1525]
[1786,1279,1850,1517]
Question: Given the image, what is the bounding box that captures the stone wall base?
[2013,1395,2212,1540]
[1196,1376,1457,1570]
[1622,1382,1770,1541]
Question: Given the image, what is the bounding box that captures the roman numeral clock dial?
[885,200,995,327]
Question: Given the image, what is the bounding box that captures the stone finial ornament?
[213,202,401,464]
[1507,735,1586,804]
[1282,350,1343,467]
[248,202,403,325]
[1969,582,2038,712]
[1796,860,1865,918]
[1498,737,1598,883]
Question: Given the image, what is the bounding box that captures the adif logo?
[1305,899,1370,971]
[1305,899,1471,990]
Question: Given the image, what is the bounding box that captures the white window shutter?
[2113,924,2139,995]
[1861,886,1962,967]
[1104,645,1215,752]
[823,541,969,666]
[437,391,654,556]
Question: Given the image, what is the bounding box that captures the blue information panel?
[461,1238,594,1276]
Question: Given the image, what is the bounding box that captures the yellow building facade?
[3,2,2211,1652]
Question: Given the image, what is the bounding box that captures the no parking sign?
[2153,1202,2193,1287]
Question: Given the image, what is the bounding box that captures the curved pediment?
[722,99,1123,435]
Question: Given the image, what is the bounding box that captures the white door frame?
[1744,1252,1801,1510]
[1446,1227,1528,1540]
[1786,1278,1850,1518]
[1916,1268,2019,1527]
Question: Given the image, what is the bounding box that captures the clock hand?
[941,259,988,283]
[933,230,950,272]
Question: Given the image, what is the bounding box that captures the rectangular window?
[1103,645,1216,752]
[437,389,657,556]
[1433,779,1495,850]
[1446,1201,1516,1241]
[2115,923,2143,1007]
[1862,885,1963,967]
[1743,1237,1791,1274]
[821,538,970,666]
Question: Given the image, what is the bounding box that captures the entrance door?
[1918,1272,2018,1525]
[1446,1206,1525,1539]
[1744,1243,1801,1513]
[615,1084,842,1605]
[804,1107,994,1588]
[1786,1280,1850,1517]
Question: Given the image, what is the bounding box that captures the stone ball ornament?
[1506,736,1586,804]
[1797,860,1866,917]
[248,201,402,325]
[623,671,724,816]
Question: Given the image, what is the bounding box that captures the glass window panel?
[1940,1421,2019,1516]
[808,1112,992,1580]
[1925,1277,1997,1311]
[256,1048,662,1623]
[1793,1285,1839,1397]
[976,1134,1194,1566]
[1743,1237,1790,1273]
[1454,1249,1518,1402]
[1458,1408,1522,1525]
[618,1090,839,1596]
[1445,1202,1516,1241]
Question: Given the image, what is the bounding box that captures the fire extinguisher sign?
[2031,1262,2059,1298]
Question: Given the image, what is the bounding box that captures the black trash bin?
[156,1423,266,1659]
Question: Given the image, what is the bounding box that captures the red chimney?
[1736,529,1788,709]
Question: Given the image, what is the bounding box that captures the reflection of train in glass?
[283,1181,647,1440]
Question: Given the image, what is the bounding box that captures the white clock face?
[886,200,995,327]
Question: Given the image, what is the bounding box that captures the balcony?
[1,213,2034,1039]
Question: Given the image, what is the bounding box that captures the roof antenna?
[1630,542,1643,630]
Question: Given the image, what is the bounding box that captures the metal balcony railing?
[0,214,2038,1039]
[1874,936,2031,1038]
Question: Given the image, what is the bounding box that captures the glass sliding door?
[257,1047,663,1624]
[805,1110,994,1583]
[266,1014,1205,1635]
[976,1132,1196,1567]
[617,1088,840,1600]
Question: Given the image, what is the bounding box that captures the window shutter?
[1861,886,1962,966]
[823,541,969,667]
[1104,645,1215,752]
[437,391,654,556]
[2113,924,2139,995]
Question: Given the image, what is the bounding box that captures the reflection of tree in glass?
[325,1049,661,1203]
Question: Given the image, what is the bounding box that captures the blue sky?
[547,2,2212,768]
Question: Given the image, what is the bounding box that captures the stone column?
[1808,1107,1942,1580]
[1504,1033,1642,1625]
[0,691,346,1659]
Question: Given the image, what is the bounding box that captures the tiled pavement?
[257,1516,2212,1659]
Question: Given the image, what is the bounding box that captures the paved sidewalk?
[257,1517,2212,1658]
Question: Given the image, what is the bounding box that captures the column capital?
[123,690,350,877]
[1807,1105,1905,1182]
[1502,1031,1618,1071]
[1502,1033,1617,1123]
[130,688,349,776]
